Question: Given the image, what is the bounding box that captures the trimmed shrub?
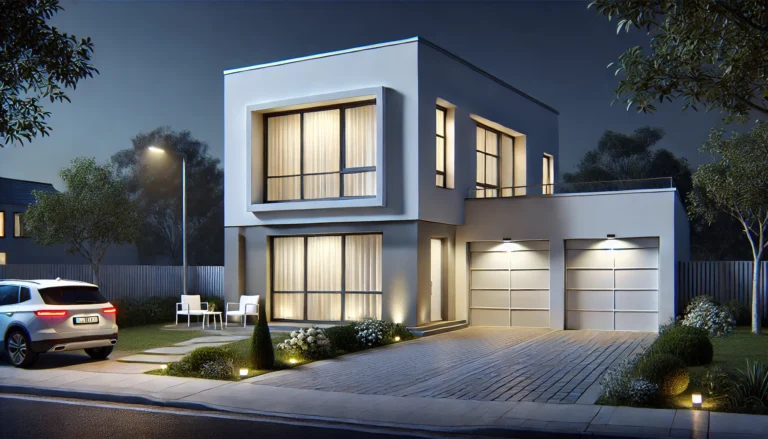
[390,323,415,342]
[636,353,690,396]
[722,300,750,326]
[325,323,360,353]
[277,327,332,360]
[354,318,393,347]
[653,326,713,366]
[600,353,644,405]
[250,299,274,369]
[200,358,236,380]
[627,378,660,407]
[184,347,237,370]
[681,295,735,337]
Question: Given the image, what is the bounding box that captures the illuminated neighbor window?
[13,213,25,238]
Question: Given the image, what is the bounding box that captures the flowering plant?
[681,296,735,337]
[276,326,332,360]
[600,353,643,405]
[354,317,393,347]
[627,379,659,407]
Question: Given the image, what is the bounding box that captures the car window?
[38,286,108,305]
[0,285,19,306]
[19,287,31,303]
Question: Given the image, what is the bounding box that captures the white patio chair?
[225,295,259,328]
[176,295,208,327]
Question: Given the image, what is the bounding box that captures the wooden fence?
[0,264,223,300]
[677,261,768,319]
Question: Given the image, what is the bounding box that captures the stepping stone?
[175,336,248,345]
[144,343,228,355]
[118,354,184,364]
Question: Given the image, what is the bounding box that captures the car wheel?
[84,346,113,360]
[6,330,38,368]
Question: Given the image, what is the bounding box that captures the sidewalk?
[1,366,765,438]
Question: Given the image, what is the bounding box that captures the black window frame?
[436,105,447,188]
[475,123,516,197]
[13,212,25,238]
[270,232,383,322]
[263,100,377,203]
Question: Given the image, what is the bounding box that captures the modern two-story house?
[223,37,689,332]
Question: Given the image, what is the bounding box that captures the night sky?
[0,0,741,189]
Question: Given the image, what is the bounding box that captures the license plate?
[74,316,99,325]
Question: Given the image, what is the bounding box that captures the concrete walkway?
[117,335,249,365]
[0,365,764,438]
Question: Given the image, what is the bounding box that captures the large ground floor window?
[271,233,382,321]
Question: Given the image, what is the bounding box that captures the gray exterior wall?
[456,189,686,330]
[417,221,457,323]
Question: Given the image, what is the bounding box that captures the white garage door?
[469,240,550,327]
[565,238,659,331]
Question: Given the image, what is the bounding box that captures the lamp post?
[148,145,188,295]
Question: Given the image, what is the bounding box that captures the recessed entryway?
[430,238,443,322]
[565,238,659,331]
[469,240,550,327]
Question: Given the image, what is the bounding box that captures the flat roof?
[224,37,558,115]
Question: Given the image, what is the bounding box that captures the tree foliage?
[112,127,224,266]
[1,0,98,145]
[24,157,140,284]
[689,121,768,334]
[563,126,692,200]
[589,0,768,120]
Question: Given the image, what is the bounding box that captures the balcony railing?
[467,177,674,199]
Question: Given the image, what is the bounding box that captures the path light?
[239,368,248,377]
[160,364,168,370]
[394,336,401,342]
[692,393,702,408]
[289,358,297,365]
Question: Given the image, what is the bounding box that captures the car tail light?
[102,307,117,314]
[35,310,68,317]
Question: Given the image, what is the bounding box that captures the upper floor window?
[476,124,515,198]
[0,212,4,238]
[0,252,5,265]
[436,106,447,187]
[13,213,25,238]
[542,153,554,195]
[265,101,377,202]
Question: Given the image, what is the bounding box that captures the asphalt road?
[0,395,440,439]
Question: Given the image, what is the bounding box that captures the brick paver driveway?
[256,328,655,404]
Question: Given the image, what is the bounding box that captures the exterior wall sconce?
[692,393,702,408]
[606,234,616,239]
[502,238,512,243]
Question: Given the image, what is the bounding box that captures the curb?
[0,384,655,439]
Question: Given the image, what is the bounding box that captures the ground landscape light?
[160,364,167,370]
[394,336,401,342]
[239,368,248,377]
[289,358,297,364]
[692,393,702,408]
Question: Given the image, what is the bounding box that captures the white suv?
[0,279,119,368]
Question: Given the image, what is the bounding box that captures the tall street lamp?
[148,145,188,296]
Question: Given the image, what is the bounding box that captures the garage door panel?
[567,290,612,310]
[615,312,657,331]
[471,252,508,269]
[471,270,509,290]
[566,249,613,268]
[509,251,549,269]
[567,269,613,289]
[472,290,509,308]
[615,248,658,268]
[471,309,509,326]
[511,290,549,309]
[566,311,613,330]
[512,310,549,328]
[615,269,658,289]
[510,270,549,289]
[615,290,658,311]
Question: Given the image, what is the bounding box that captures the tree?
[564,126,692,200]
[589,0,768,120]
[24,157,140,284]
[112,127,224,266]
[689,121,768,334]
[250,298,274,370]
[1,0,98,145]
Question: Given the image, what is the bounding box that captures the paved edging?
[0,383,654,439]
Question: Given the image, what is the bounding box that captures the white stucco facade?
[222,37,688,330]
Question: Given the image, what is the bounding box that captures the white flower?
[307,336,315,343]
[308,328,316,336]
[290,331,297,338]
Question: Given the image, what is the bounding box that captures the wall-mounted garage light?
[606,234,616,240]
[502,238,512,243]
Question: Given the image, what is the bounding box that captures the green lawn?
[115,324,203,353]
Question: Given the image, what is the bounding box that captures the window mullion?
[300,114,305,200]
[341,236,346,321]
[340,109,345,198]
[303,237,308,320]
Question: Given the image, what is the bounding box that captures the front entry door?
[431,239,442,322]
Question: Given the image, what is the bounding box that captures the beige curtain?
[267,114,301,201]
[307,236,342,291]
[345,235,382,291]
[272,294,304,320]
[273,237,304,291]
[345,294,381,320]
[345,105,376,168]
[307,294,342,320]
[343,172,376,197]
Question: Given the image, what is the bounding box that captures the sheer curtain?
[304,110,340,199]
[267,114,301,201]
[345,235,382,320]
[272,237,305,319]
[306,236,342,320]
[344,105,377,197]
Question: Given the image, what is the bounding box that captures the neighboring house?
[0,177,139,265]
[223,37,689,331]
